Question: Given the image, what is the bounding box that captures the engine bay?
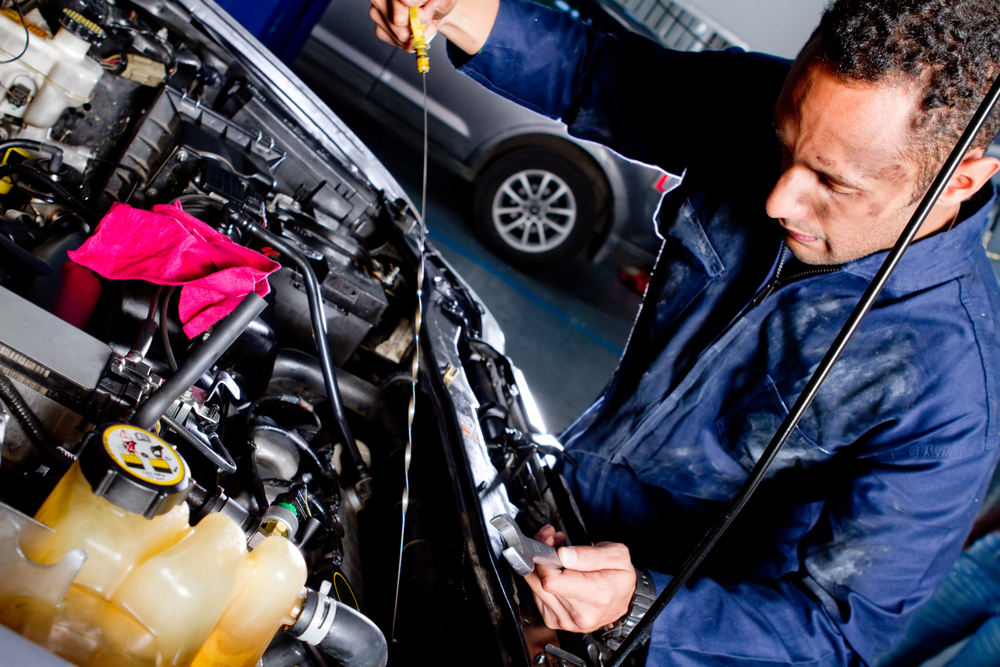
[0,1,598,666]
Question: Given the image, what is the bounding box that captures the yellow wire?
[333,571,360,611]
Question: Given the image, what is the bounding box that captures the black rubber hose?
[290,589,387,667]
[132,292,267,430]
[0,140,64,173]
[238,220,372,492]
[0,164,100,223]
[608,73,1000,667]
[127,286,163,361]
[316,603,387,667]
[160,286,179,372]
[377,371,414,392]
[271,349,380,421]
[0,373,75,469]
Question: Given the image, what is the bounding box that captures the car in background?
[293,0,747,266]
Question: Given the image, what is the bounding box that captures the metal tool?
[393,4,431,643]
[491,513,563,575]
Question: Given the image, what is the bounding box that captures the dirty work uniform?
[452,0,1000,664]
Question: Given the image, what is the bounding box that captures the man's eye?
[819,174,852,196]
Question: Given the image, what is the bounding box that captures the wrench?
[491,513,563,576]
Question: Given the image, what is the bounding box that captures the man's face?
[767,48,926,265]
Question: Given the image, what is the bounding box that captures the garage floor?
[335,108,645,433]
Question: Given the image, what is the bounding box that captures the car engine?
[0,1,600,666]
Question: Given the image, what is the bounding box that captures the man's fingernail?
[559,547,577,567]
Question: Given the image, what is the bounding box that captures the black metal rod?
[239,220,373,491]
[609,74,1000,666]
[132,292,267,430]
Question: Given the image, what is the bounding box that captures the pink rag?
[68,202,280,338]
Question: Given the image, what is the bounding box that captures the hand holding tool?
[491,513,563,575]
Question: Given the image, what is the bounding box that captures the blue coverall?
[453,0,1000,664]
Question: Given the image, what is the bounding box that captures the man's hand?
[525,525,637,633]
[368,0,498,56]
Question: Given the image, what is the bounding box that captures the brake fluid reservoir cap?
[79,424,191,519]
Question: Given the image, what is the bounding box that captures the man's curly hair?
[815,0,1000,192]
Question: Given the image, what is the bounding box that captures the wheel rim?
[491,168,577,254]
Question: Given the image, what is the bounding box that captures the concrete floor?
[327,104,645,433]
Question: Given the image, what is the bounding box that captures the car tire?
[473,147,605,266]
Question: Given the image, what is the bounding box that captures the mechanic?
[370,0,1000,664]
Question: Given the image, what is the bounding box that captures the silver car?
[294,0,745,266]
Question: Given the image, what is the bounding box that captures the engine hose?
[0,140,64,173]
[271,349,380,421]
[290,587,388,667]
[377,371,414,392]
[127,286,163,361]
[0,164,100,224]
[160,286,179,372]
[132,292,267,430]
[238,220,373,498]
[0,373,75,469]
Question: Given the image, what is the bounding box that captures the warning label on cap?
[103,425,186,486]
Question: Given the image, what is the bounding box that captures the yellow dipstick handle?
[409,7,429,73]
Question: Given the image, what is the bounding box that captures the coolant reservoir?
[190,535,308,667]
[4,424,310,667]
[27,424,192,596]
[111,512,250,667]
[3,583,161,667]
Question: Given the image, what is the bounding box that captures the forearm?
[438,0,499,54]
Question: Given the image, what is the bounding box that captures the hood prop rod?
[609,74,1000,667]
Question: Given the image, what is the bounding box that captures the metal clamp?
[295,582,339,646]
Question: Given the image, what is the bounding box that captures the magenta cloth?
[68,202,280,338]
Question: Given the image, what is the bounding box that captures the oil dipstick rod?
[393,2,431,644]
[609,74,1000,667]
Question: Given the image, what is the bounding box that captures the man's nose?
[766,165,811,221]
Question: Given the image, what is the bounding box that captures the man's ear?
[937,151,1000,206]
